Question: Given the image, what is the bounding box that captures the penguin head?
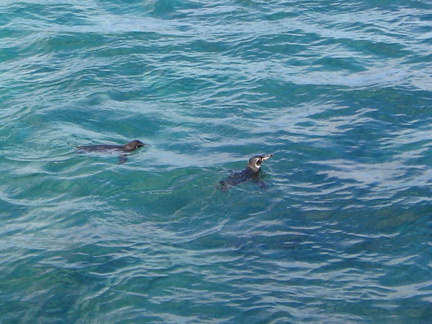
[247,154,272,172]
[124,140,145,152]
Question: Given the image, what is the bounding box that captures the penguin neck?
[123,144,137,152]
[246,165,260,173]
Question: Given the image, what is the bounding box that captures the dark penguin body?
[77,140,145,164]
[220,154,272,190]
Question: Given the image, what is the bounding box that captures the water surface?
[1,0,432,322]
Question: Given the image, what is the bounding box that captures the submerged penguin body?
[77,140,145,163]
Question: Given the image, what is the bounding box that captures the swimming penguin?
[77,140,145,164]
[219,154,272,190]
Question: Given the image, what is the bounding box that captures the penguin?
[77,140,145,164]
[219,154,272,190]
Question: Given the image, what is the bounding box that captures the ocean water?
[1,0,432,323]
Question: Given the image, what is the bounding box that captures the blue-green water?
[1,0,432,322]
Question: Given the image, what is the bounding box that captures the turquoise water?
[1,0,432,322]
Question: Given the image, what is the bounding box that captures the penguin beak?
[261,154,273,161]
